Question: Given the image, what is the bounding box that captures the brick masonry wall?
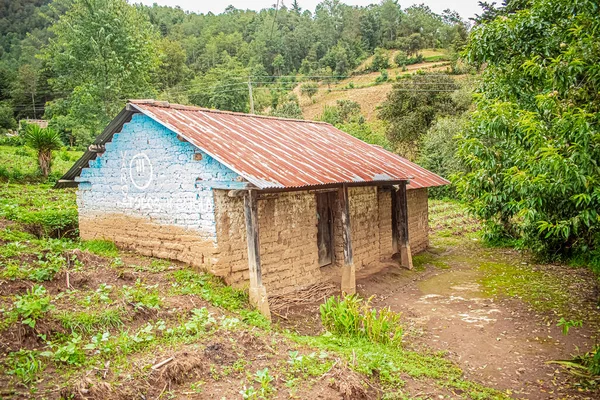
[77,113,242,270]
[407,188,429,253]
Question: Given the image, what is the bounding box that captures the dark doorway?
[316,192,336,267]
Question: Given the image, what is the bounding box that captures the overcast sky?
[134,1,483,20]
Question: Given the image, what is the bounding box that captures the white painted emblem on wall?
[129,153,153,190]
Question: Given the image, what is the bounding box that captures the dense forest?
[0,0,468,146]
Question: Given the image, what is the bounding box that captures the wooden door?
[316,192,335,267]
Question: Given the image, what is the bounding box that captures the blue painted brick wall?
[77,113,241,241]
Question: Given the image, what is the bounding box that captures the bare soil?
[352,246,600,399]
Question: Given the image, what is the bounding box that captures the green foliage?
[369,47,390,71]
[270,96,303,119]
[417,115,467,198]
[557,318,583,336]
[379,73,463,154]
[294,333,507,397]
[0,102,17,132]
[300,82,318,99]
[56,309,123,334]
[0,145,82,183]
[5,350,46,385]
[320,294,403,345]
[23,125,62,178]
[459,0,600,257]
[80,240,119,257]
[51,333,87,365]
[122,279,162,311]
[43,0,159,144]
[170,269,269,329]
[13,284,53,328]
[0,184,78,237]
[254,368,274,397]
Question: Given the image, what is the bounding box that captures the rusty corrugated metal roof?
[128,100,448,190]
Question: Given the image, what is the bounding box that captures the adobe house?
[57,100,448,318]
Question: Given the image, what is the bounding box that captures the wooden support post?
[394,182,413,269]
[244,190,271,320]
[338,184,356,295]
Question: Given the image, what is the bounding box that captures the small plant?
[5,350,45,384]
[84,331,113,355]
[557,318,583,336]
[122,279,161,311]
[320,294,403,345]
[240,385,258,400]
[184,308,216,335]
[13,284,54,328]
[51,333,86,365]
[254,368,274,397]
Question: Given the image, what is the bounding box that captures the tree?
[380,0,401,43]
[300,82,318,99]
[417,115,467,197]
[155,38,188,91]
[189,57,249,112]
[378,74,463,156]
[458,0,600,257]
[43,0,159,143]
[23,124,62,178]
[0,102,17,132]
[12,64,40,119]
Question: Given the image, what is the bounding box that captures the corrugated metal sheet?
[129,101,448,190]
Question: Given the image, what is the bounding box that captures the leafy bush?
[13,285,54,328]
[369,47,390,71]
[375,70,389,83]
[51,333,86,365]
[320,294,403,345]
[300,82,318,99]
[394,51,408,67]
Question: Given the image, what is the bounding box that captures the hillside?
[298,49,452,122]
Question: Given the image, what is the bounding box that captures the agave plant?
[23,125,63,178]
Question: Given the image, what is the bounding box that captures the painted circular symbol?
[129,153,153,190]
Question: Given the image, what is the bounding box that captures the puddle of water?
[417,269,490,299]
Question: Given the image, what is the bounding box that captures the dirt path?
[356,245,599,399]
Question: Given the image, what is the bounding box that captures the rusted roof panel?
[129,100,447,190]
[386,152,450,190]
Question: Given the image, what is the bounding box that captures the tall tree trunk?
[38,150,51,178]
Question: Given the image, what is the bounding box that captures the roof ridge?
[128,99,332,125]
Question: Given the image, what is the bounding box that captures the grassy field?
[0,145,82,183]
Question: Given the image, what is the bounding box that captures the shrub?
[394,51,408,67]
[375,70,389,83]
[23,125,63,178]
[13,285,54,328]
[300,82,318,99]
[369,47,390,71]
[320,294,403,345]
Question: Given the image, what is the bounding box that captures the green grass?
[56,309,125,334]
[0,145,82,183]
[0,183,78,238]
[479,261,590,322]
[293,333,509,399]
